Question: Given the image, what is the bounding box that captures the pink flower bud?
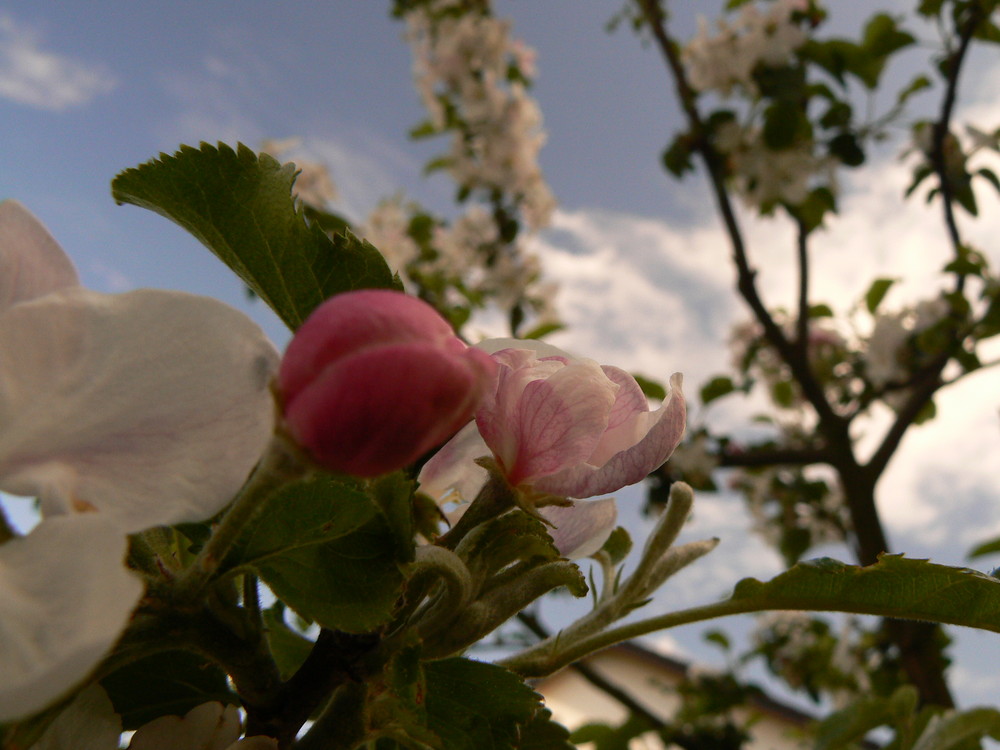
[475,339,686,498]
[278,290,497,477]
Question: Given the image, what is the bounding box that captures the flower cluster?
[864,295,950,391]
[714,121,836,208]
[32,688,277,750]
[404,1,555,229]
[682,0,810,97]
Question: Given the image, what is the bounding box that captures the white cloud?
[0,14,116,110]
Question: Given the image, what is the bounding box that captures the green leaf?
[422,658,542,750]
[809,303,834,318]
[865,277,897,314]
[112,142,398,330]
[368,472,417,565]
[862,13,915,59]
[912,708,1000,750]
[700,376,735,405]
[968,536,1000,559]
[262,603,315,680]
[225,475,405,632]
[518,707,575,750]
[100,650,236,730]
[731,555,1000,634]
[662,134,695,178]
[632,373,666,401]
[762,100,807,150]
[602,526,633,566]
[813,686,918,750]
[828,132,865,166]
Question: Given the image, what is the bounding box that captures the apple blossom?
[0,199,279,721]
[474,339,685,499]
[0,201,279,531]
[277,289,497,477]
[0,516,143,723]
[419,339,684,555]
[29,688,278,750]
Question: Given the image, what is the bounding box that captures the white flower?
[0,200,279,721]
[29,688,278,750]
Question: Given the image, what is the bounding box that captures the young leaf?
[700,376,735,405]
[223,475,405,633]
[262,603,315,680]
[112,143,398,330]
[731,555,1000,634]
[912,708,1000,750]
[813,686,918,750]
[865,277,897,314]
[100,651,236,730]
[422,658,542,750]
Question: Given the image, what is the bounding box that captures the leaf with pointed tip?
[100,651,236,730]
[224,475,405,633]
[912,707,1000,750]
[112,142,398,330]
[422,658,542,750]
[813,686,918,750]
[730,555,1000,634]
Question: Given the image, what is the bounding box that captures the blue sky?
[3,0,1000,714]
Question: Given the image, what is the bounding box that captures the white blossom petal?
[0,200,79,313]
[540,497,618,559]
[129,702,241,750]
[0,287,279,532]
[417,421,490,504]
[28,684,122,750]
[0,515,143,722]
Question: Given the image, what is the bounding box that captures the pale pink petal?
[129,702,241,750]
[587,366,657,466]
[29,684,122,750]
[540,497,618,559]
[475,349,563,471]
[0,200,79,313]
[502,359,617,485]
[0,515,144,722]
[534,374,686,498]
[0,288,278,532]
[417,422,490,504]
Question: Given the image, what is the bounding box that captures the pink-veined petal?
[129,702,242,750]
[417,421,491,505]
[540,497,618,559]
[534,374,686,498]
[0,288,278,532]
[0,515,143,722]
[0,201,79,313]
[29,684,122,750]
[587,365,657,466]
[503,359,617,485]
